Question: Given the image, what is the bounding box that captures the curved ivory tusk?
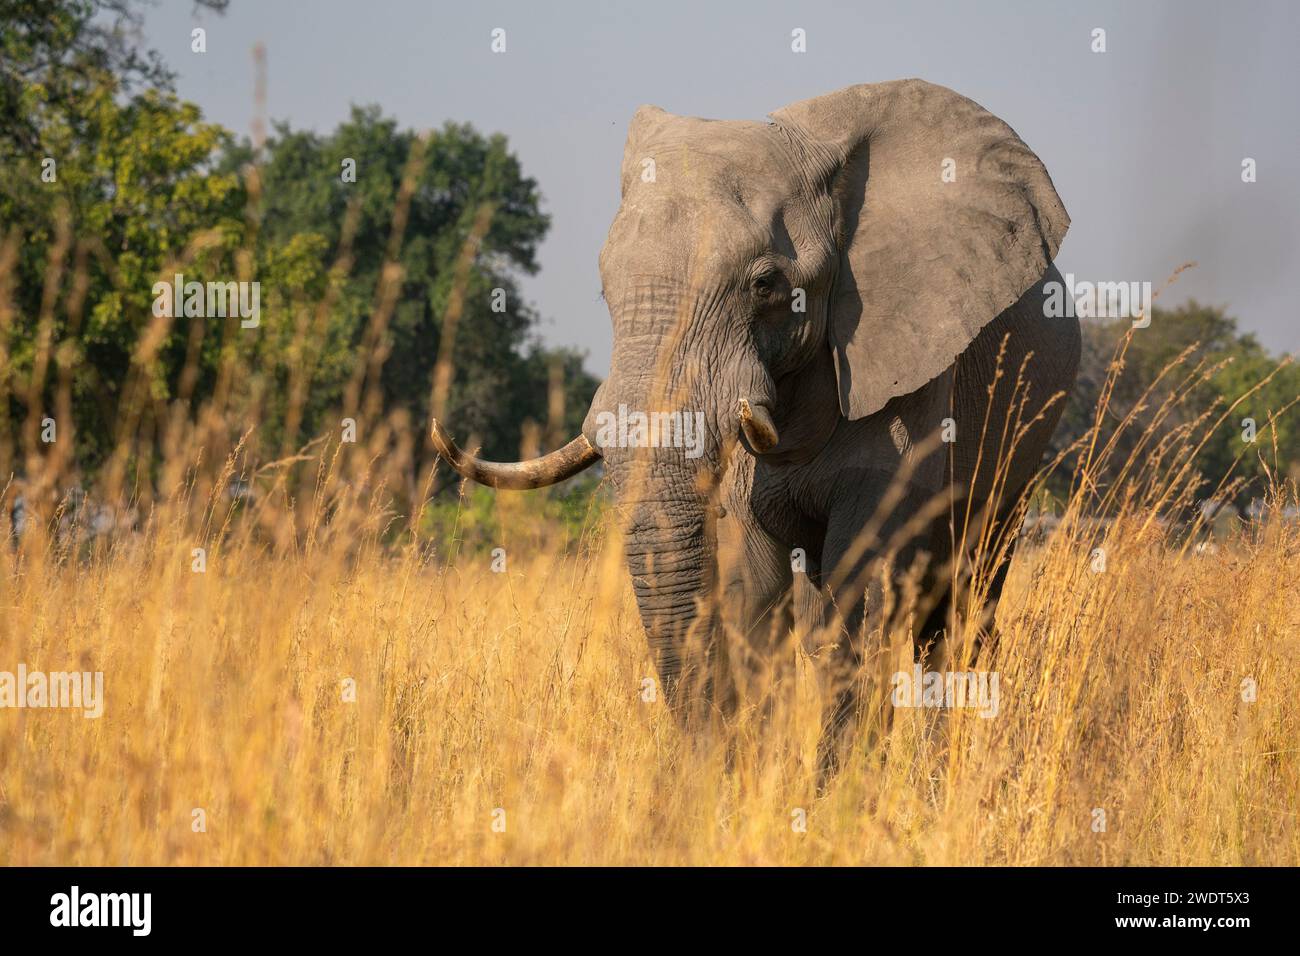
[737,398,779,454]
[430,420,601,490]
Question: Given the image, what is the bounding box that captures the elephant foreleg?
[922,485,1028,670]
[714,502,795,732]
[807,576,872,791]
[812,488,935,789]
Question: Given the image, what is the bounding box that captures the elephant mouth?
[590,405,709,460]
[430,394,780,489]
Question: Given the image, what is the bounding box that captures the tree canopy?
[1,0,598,495]
[1050,302,1299,509]
[1,0,1294,519]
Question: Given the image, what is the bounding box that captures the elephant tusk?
[737,398,780,454]
[431,419,601,490]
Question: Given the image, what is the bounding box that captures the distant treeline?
[1,0,598,492]
[2,1,1295,512]
[1049,303,1299,508]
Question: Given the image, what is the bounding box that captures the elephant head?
[432,80,1068,712]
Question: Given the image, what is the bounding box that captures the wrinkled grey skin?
[438,80,1081,781]
[580,80,1079,778]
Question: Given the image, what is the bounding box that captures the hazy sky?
[140,0,1300,375]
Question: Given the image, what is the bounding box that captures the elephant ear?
[770,80,1069,420]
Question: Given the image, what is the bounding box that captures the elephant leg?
[811,486,939,789]
[915,580,953,665]
[941,485,1028,665]
[967,520,1019,656]
[714,501,795,735]
[810,518,890,789]
[808,571,873,791]
[791,559,825,646]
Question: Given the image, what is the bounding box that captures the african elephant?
[432,80,1080,781]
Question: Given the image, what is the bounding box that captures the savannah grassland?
[3,0,1299,872]
[1,397,1298,867]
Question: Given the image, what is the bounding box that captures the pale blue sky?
[141,0,1300,374]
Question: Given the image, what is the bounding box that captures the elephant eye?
[751,272,778,299]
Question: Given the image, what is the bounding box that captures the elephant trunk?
[606,453,718,718]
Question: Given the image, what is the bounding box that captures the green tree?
[1,0,244,473]
[224,106,598,465]
[1052,303,1300,508]
[2,0,599,494]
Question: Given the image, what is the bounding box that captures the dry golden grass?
[1,472,1297,865]
[2,195,1296,865]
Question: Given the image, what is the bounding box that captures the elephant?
[432,79,1080,782]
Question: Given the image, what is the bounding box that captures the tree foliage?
[1051,303,1299,508]
[4,0,1295,515]
[1,0,598,492]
